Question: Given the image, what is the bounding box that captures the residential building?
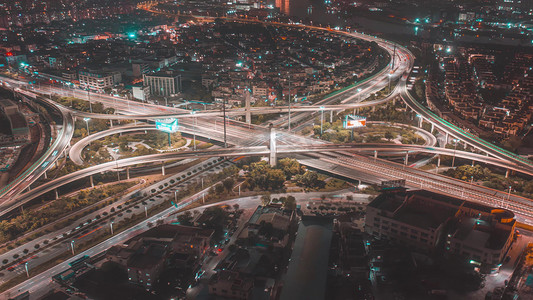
[208,270,254,300]
[78,70,116,92]
[143,71,182,97]
[365,189,516,273]
[127,243,168,290]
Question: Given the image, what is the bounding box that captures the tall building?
[275,0,290,15]
[143,71,182,97]
[365,189,516,273]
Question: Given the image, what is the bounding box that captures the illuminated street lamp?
[25,262,29,278]
[110,221,114,235]
[70,240,75,255]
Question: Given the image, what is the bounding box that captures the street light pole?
[71,240,75,255]
[25,262,29,278]
[110,222,114,235]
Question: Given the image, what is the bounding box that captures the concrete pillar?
[90,175,94,188]
[437,156,441,168]
[269,124,277,167]
[445,132,449,144]
[44,171,47,180]
[55,189,59,199]
[505,169,510,178]
[161,162,165,176]
[126,167,130,180]
[329,110,333,123]
[110,119,113,128]
[245,91,251,125]
[431,123,434,133]
[405,152,409,166]
[418,117,423,128]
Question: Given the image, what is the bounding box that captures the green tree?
[177,211,193,226]
[215,183,225,194]
[223,178,235,193]
[261,194,271,206]
[283,195,296,210]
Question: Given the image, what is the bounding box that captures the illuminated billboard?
[156,118,179,133]
[343,115,366,129]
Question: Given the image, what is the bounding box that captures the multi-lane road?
[0,15,532,299]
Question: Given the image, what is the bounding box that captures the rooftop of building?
[451,215,514,250]
[248,204,294,228]
[209,269,254,291]
[127,242,167,270]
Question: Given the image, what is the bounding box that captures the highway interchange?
[0,15,532,298]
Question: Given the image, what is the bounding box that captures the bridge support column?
[418,117,423,128]
[161,162,165,176]
[330,110,333,123]
[245,91,251,125]
[90,175,94,188]
[405,152,409,166]
[269,124,277,167]
[54,188,59,200]
[126,167,130,180]
[44,171,47,180]
[431,123,434,133]
[505,169,510,178]
[109,119,113,128]
[436,155,441,173]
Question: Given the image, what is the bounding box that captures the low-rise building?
[208,270,254,300]
[365,189,516,273]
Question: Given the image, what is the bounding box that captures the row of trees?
[443,164,533,198]
[0,182,136,245]
[260,194,297,210]
[240,158,324,191]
